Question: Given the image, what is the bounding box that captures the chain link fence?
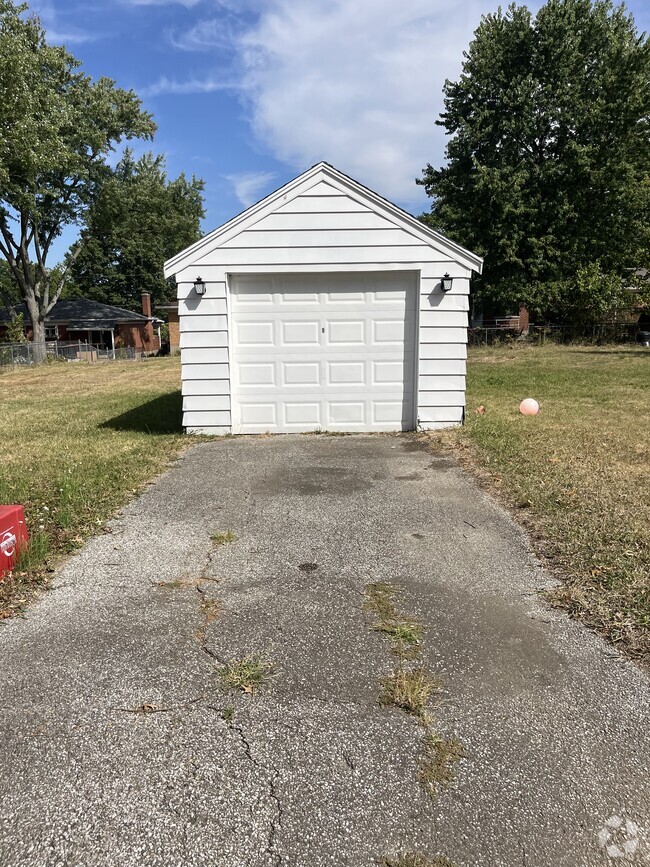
[0,340,142,367]
[468,322,643,347]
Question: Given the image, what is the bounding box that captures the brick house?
[0,293,161,353]
[157,302,180,353]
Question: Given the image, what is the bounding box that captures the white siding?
[172,175,477,435]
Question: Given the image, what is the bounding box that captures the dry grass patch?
[449,344,650,660]
[365,582,465,798]
[0,358,189,615]
[220,655,274,694]
[380,854,457,867]
[379,667,439,720]
[365,582,423,659]
[420,733,466,797]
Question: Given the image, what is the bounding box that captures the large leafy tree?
[418,0,650,319]
[69,150,205,310]
[0,0,155,359]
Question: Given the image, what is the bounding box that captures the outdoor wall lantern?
[193,276,207,296]
[440,273,454,293]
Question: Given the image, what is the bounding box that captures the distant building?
[0,293,161,353]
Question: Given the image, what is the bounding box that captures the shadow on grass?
[101,390,183,435]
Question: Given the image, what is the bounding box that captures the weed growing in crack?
[220,655,274,694]
[364,580,466,800]
[419,733,466,797]
[211,530,237,547]
[365,582,423,660]
[379,667,439,721]
[379,854,457,867]
[157,579,189,590]
[374,617,423,649]
[196,597,223,644]
[365,582,398,620]
[222,705,234,723]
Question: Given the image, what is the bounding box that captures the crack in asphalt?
[161,758,199,862]
[206,705,284,866]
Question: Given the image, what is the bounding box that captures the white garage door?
[230,272,417,434]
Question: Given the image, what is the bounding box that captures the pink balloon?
[519,398,539,416]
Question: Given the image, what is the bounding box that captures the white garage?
[164,163,483,436]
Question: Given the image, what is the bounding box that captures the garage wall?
[174,179,472,435]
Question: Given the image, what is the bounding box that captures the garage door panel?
[373,401,411,424]
[327,401,365,425]
[238,362,276,386]
[231,273,417,433]
[327,320,365,345]
[236,321,274,345]
[327,291,365,304]
[284,402,321,426]
[372,359,408,385]
[283,362,320,385]
[373,319,408,343]
[279,292,320,305]
[239,402,277,425]
[281,320,320,345]
[326,360,365,385]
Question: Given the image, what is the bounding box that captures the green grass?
[211,529,237,547]
[453,344,650,659]
[220,655,275,693]
[0,357,188,616]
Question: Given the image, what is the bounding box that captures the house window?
[45,325,58,340]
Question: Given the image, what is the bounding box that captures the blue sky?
[36,0,650,264]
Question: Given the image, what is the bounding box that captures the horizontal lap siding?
[183,394,230,412]
[180,331,228,349]
[175,184,473,433]
[188,246,455,266]
[178,278,231,429]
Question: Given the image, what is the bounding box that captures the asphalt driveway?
[0,434,649,866]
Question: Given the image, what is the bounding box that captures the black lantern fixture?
[441,273,453,293]
[193,276,206,296]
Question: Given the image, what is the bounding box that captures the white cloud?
[47,29,98,45]
[140,75,240,97]
[240,0,489,205]
[226,171,277,208]
[168,17,240,52]
[168,0,494,205]
[32,0,99,46]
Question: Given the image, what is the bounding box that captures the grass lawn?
[451,344,650,661]
[2,346,649,665]
[0,357,187,616]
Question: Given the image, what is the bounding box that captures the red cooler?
[0,506,29,578]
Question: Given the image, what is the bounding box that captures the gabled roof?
[164,162,483,278]
[0,297,151,325]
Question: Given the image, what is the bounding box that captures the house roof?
[164,162,484,278]
[0,297,152,326]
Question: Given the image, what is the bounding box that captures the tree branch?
[46,239,85,314]
[0,219,29,297]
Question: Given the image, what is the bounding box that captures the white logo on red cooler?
[1,530,17,559]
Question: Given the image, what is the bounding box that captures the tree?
[417,0,650,320]
[0,260,20,312]
[0,0,155,360]
[69,150,205,310]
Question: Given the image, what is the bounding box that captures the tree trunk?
[31,317,47,364]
